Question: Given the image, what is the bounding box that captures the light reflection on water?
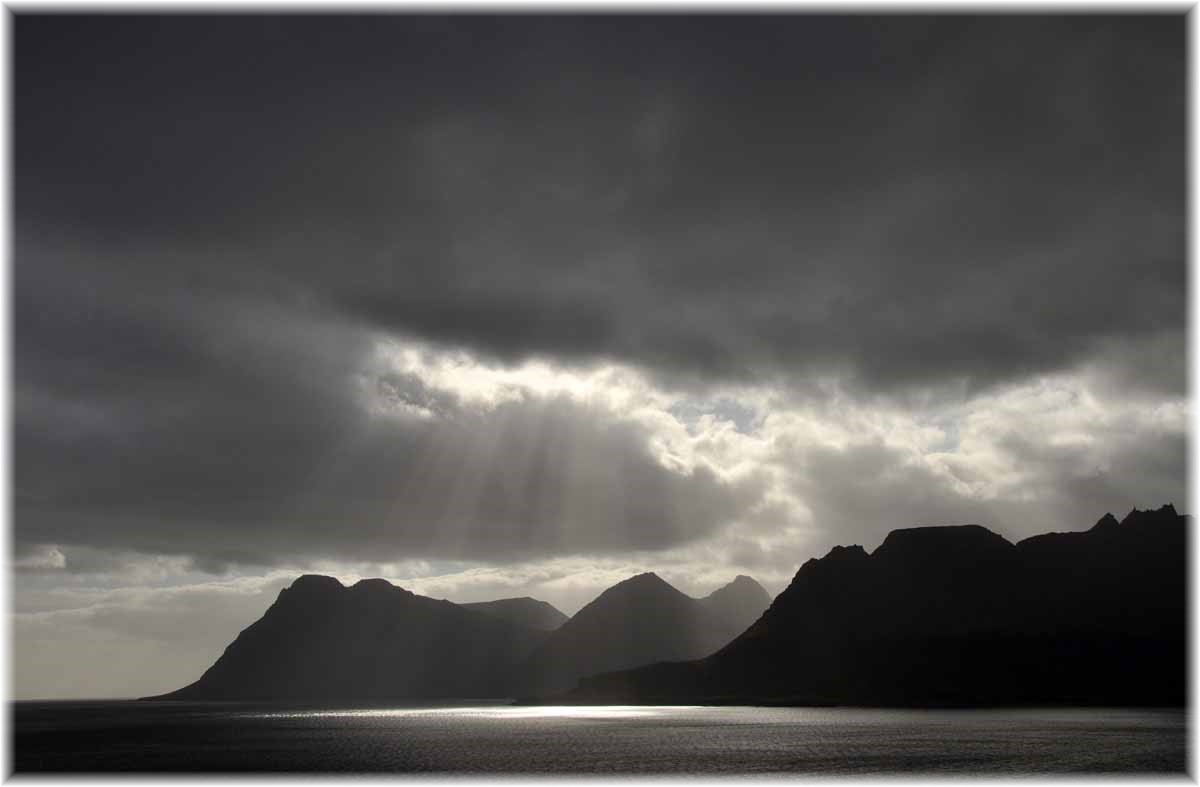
[251,704,692,720]
[13,701,1188,774]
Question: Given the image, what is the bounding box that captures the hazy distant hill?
[149,576,548,701]
[698,574,773,627]
[461,597,569,632]
[567,505,1186,707]
[514,572,771,697]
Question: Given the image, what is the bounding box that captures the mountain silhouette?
[461,597,569,631]
[147,572,768,702]
[513,572,770,697]
[148,576,549,701]
[565,505,1186,707]
[699,574,773,626]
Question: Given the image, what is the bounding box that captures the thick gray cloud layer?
[14,15,1186,573]
[18,16,1183,392]
[16,243,762,564]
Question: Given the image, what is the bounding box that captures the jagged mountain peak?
[1121,503,1179,526]
[825,544,869,561]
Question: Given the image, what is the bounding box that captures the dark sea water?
[12,701,1188,774]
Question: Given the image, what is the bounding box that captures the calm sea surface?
[12,701,1188,774]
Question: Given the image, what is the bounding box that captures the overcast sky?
[13,14,1185,699]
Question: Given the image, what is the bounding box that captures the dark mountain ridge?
[150,576,548,701]
[566,505,1186,707]
[148,571,769,702]
[461,597,569,631]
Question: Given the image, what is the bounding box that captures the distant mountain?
[461,597,569,632]
[148,576,548,701]
[698,574,773,626]
[566,505,1186,707]
[513,572,771,697]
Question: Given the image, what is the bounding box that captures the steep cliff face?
[569,506,1187,707]
[151,576,548,701]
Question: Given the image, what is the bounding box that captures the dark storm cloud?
[17,15,1184,394]
[13,15,1186,569]
[15,244,763,564]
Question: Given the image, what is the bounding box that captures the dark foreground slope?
[515,573,771,697]
[568,505,1186,706]
[461,597,569,631]
[150,576,548,701]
